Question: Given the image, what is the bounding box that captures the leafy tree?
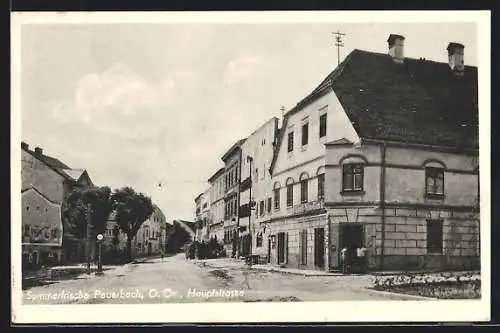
[111,224,120,247]
[111,187,154,262]
[62,186,113,267]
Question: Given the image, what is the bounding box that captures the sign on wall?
[22,187,63,247]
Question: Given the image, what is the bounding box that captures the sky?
[20,21,477,222]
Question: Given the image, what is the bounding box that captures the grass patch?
[369,272,481,299]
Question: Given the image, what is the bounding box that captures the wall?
[239,117,279,254]
[22,188,64,265]
[324,142,480,271]
[22,149,66,204]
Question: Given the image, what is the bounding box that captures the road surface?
[21,254,415,304]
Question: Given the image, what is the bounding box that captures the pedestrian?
[161,251,164,262]
[340,246,348,274]
[356,246,367,274]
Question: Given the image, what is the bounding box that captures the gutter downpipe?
[379,142,387,271]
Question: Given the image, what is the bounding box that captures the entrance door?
[314,228,325,269]
[277,232,286,264]
[148,242,152,256]
[267,238,271,263]
[339,223,364,252]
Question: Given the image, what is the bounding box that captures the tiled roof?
[39,154,71,170]
[270,48,478,174]
[332,49,478,149]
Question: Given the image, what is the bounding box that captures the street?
[21,254,423,304]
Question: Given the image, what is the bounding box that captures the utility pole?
[332,31,346,66]
[86,202,92,274]
[247,155,253,264]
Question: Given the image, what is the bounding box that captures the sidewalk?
[192,258,342,277]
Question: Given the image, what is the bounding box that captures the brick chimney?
[34,147,43,155]
[21,142,28,150]
[387,34,405,63]
[447,42,465,75]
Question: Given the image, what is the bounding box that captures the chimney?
[387,34,405,63]
[21,142,28,150]
[34,147,43,155]
[447,42,465,75]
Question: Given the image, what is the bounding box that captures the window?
[342,163,364,192]
[317,173,325,200]
[302,123,309,146]
[427,220,443,253]
[260,201,265,216]
[319,113,327,138]
[300,229,308,265]
[286,184,294,207]
[426,167,444,198]
[274,188,280,210]
[300,179,308,203]
[256,232,263,247]
[267,197,272,213]
[287,132,294,152]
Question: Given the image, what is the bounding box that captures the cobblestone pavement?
[21,254,418,304]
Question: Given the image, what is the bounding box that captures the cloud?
[52,63,175,125]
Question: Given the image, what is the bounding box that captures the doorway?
[267,238,271,263]
[339,223,364,252]
[314,228,325,269]
[277,232,286,264]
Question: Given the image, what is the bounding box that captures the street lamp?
[96,233,104,275]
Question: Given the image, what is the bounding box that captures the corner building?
[266,34,479,272]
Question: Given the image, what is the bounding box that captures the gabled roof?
[270,48,478,174]
[208,167,225,183]
[21,186,62,206]
[22,143,95,185]
[331,49,478,150]
[325,137,354,146]
[61,169,85,181]
[221,138,246,162]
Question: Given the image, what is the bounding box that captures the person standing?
[356,246,367,274]
[340,246,348,274]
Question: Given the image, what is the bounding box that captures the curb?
[364,288,438,300]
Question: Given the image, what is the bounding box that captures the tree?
[111,224,120,247]
[111,187,154,262]
[62,186,113,269]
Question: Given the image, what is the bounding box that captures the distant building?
[166,219,196,253]
[132,205,167,257]
[194,189,210,242]
[207,167,225,242]
[239,117,280,258]
[221,138,246,257]
[21,142,94,267]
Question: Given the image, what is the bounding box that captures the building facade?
[265,34,479,272]
[239,117,280,259]
[132,205,167,257]
[208,168,225,242]
[21,142,94,267]
[193,33,480,272]
[221,139,246,257]
[194,189,211,242]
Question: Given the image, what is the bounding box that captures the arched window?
[286,177,294,207]
[423,160,445,199]
[273,182,281,210]
[317,166,326,200]
[299,173,309,203]
[340,155,367,193]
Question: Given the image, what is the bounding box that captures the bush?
[102,246,128,265]
[185,239,226,260]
